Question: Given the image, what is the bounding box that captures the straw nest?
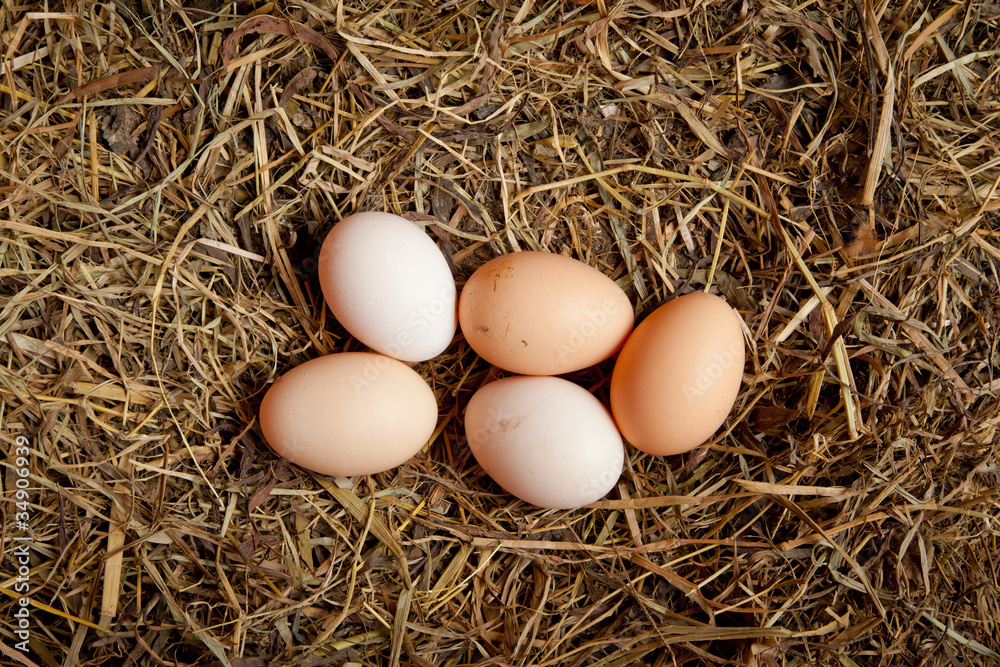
[1,1,998,665]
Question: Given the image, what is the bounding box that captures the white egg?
[319,212,457,362]
[465,376,624,509]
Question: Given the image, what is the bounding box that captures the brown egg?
[459,251,633,375]
[610,292,745,456]
[259,353,437,476]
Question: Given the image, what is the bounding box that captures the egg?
[465,376,624,509]
[610,292,745,456]
[259,352,437,476]
[319,211,457,362]
[459,251,633,375]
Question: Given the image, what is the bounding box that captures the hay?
[1,0,998,665]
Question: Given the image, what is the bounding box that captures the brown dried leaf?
[223,16,339,67]
[278,67,318,108]
[100,106,142,157]
[750,403,801,432]
[56,66,159,105]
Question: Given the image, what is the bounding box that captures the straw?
[1,1,998,665]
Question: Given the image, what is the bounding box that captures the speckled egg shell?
[465,375,624,509]
[459,251,633,375]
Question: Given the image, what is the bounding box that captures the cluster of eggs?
[259,212,745,509]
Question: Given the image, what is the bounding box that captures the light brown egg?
[459,251,633,375]
[610,292,745,456]
[259,352,437,476]
[465,375,624,509]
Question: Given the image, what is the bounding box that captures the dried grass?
[1,1,999,665]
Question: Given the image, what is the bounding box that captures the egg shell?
[319,211,457,362]
[465,375,624,509]
[259,352,437,476]
[610,292,745,456]
[459,251,633,375]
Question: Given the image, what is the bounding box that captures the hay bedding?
[0,0,998,665]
